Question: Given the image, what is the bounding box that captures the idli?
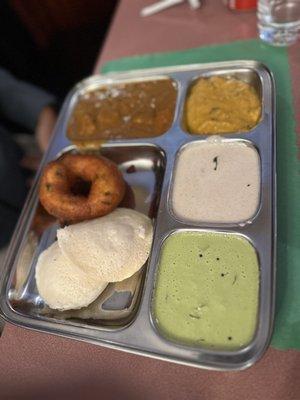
[35,242,108,310]
[57,208,153,282]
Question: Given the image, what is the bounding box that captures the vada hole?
[70,178,92,197]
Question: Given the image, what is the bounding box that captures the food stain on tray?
[184,76,261,134]
[152,231,259,350]
[67,79,177,141]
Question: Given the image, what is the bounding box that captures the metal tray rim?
[0,60,276,371]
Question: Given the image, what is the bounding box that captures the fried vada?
[39,153,125,222]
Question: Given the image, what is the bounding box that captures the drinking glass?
[258,0,300,45]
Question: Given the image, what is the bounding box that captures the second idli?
[57,208,153,282]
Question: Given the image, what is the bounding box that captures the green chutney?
[153,232,259,350]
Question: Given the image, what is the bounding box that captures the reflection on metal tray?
[44,270,144,325]
[0,61,276,371]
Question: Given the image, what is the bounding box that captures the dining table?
[1,1,300,399]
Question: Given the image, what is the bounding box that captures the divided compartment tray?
[0,61,276,370]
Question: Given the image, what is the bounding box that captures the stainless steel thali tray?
[0,61,276,370]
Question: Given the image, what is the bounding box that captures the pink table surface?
[1,1,300,399]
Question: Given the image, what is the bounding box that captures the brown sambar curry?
[67,79,177,142]
[184,76,261,134]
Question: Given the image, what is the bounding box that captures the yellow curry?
[184,76,261,134]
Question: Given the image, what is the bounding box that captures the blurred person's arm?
[35,105,57,152]
[0,68,57,151]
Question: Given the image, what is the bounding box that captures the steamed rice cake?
[57,208,153,282]
[35,242,108,310]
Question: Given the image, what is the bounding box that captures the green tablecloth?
[102,39,300,350]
